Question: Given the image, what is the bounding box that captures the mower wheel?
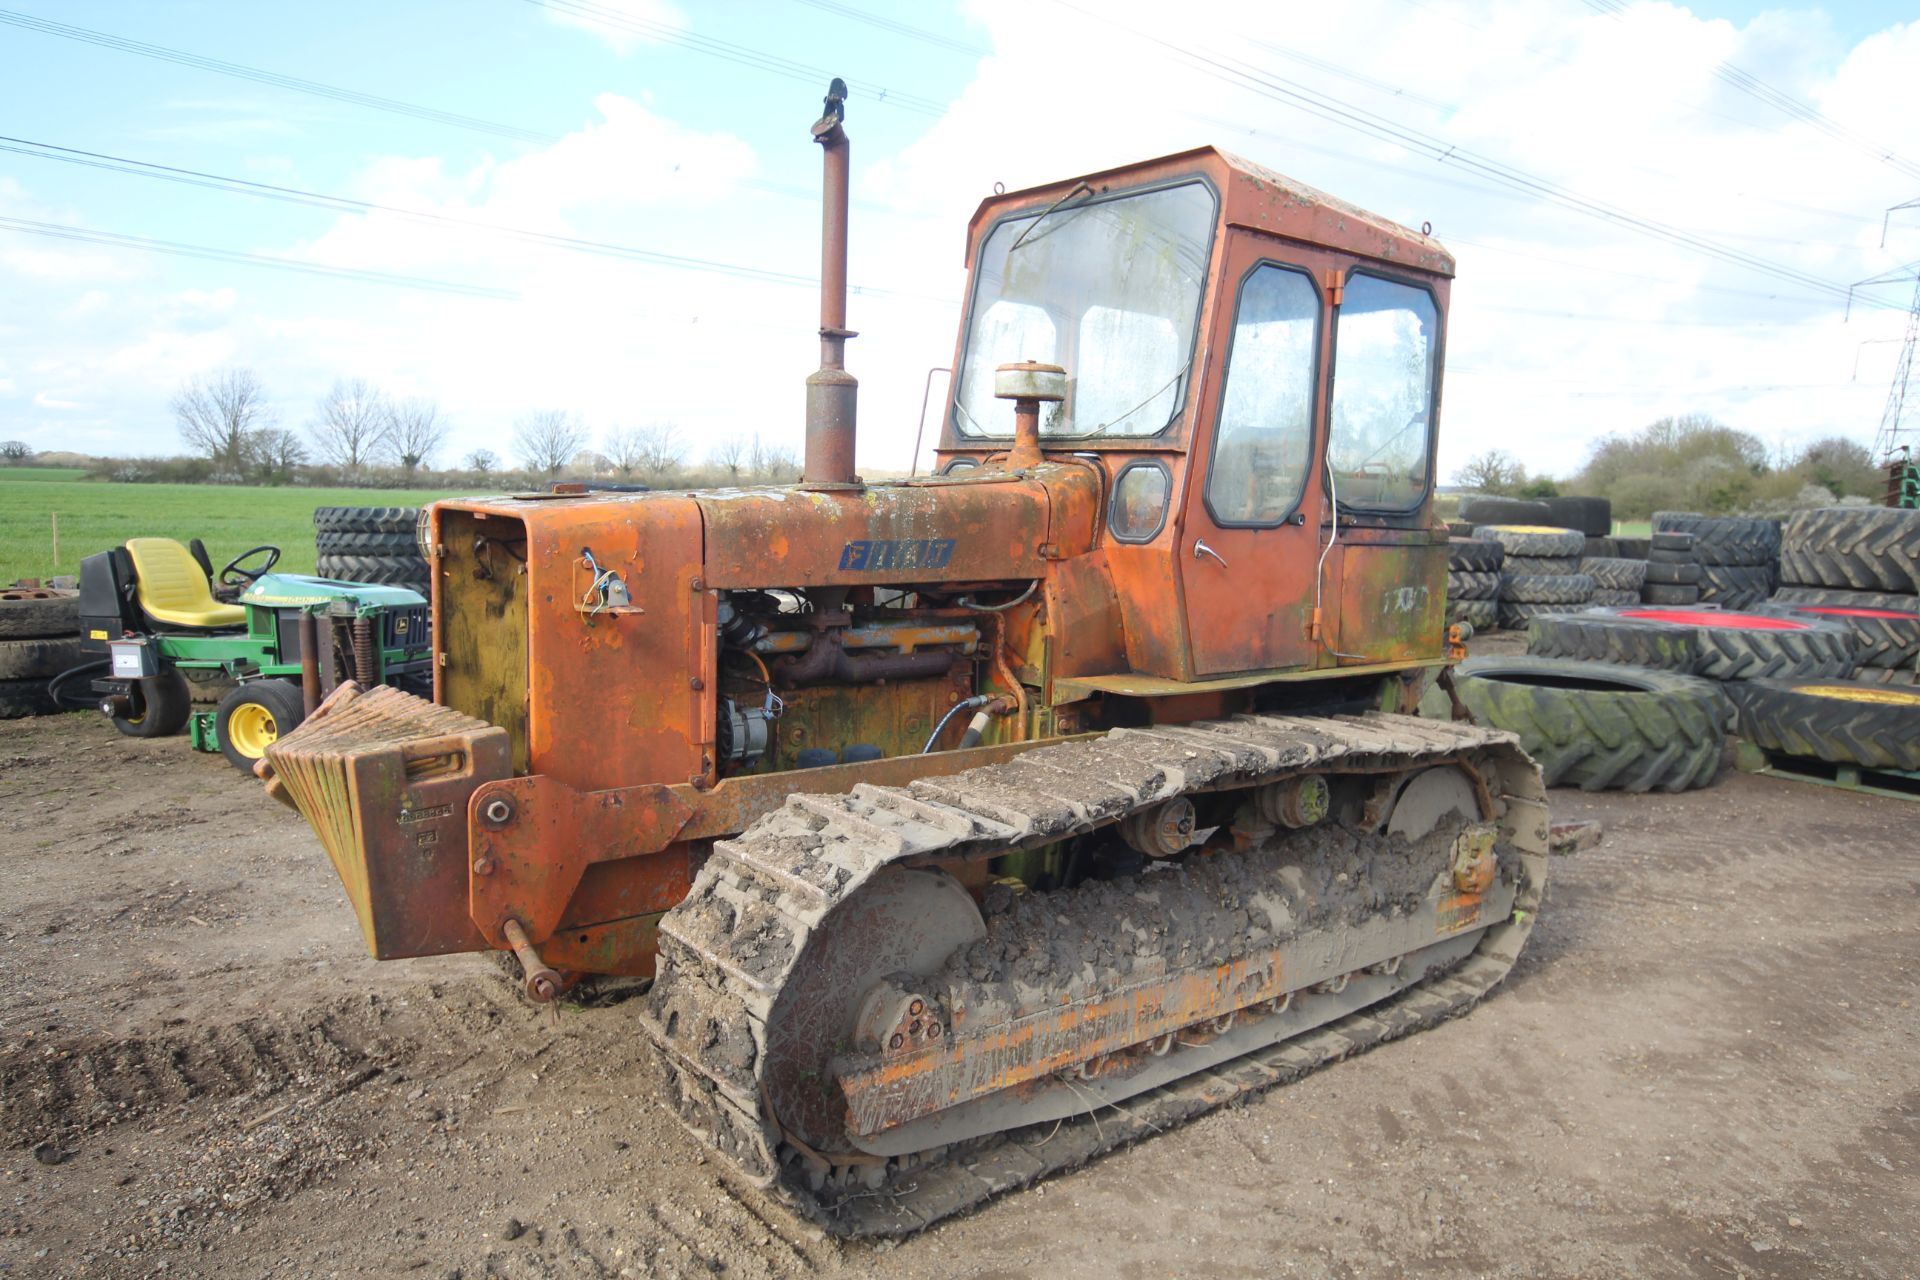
[215,679,306,773]
[109,670,193,739]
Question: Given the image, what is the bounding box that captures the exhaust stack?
[804,78,859,487]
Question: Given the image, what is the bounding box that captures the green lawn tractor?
[76,536,431,772]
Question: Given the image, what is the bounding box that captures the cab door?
[1178,246,1333,676]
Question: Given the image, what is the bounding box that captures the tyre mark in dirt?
[0,995,402,1147]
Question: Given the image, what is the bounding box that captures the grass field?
[0,468,472,581]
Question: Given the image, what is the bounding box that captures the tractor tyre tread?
[1447,538,1504,572]
[313,505,421,535]
[1697,563,1773,610]
[1455,655,1728,792]
[1756,596,1920,669]
[1524,612,1701,673]
[314,529,419,556]
[1652,512,1781,566]
[1580,557,1648,590]
[1446,570,1501,601]
[1502,554,1581,576]
[314,553,430,589]
[1728,677,1920,771]
[1473,525,1586,558]
[1501,572,1595,604]
[1778,507,1920,594]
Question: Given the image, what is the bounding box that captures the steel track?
[639,712,1548,1237]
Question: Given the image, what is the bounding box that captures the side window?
[1109,461,1171,541]
[1328,274,1438,511]
[1206,264,1319,526]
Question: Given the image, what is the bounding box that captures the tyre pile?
[0,588,80,718]
[1437,506,1920,789]
[1765,506,1920,688]
[1641,530,1702,606]
[1473,524,1594,630]
[1651,512,1780,609]
[315,506,431,593]
[1445,536,1501,631]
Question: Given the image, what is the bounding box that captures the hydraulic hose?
[47,659,108,710]
[923,694,990,754]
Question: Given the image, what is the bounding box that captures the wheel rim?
[227,702,279,756]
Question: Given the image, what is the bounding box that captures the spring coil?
[352,617,376,684]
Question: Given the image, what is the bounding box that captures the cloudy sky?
[1,0,1916,479]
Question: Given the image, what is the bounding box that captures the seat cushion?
[124,538,247,628]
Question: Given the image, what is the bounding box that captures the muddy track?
[642,711,1548,1236]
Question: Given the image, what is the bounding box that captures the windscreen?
[953,181,1216,439]
[1328,274,1439,511]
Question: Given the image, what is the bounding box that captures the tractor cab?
[936,147,1454,680]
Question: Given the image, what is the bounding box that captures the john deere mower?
[75,536,431,771]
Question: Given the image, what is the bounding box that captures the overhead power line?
[789,0,989,57]
[0,134,958,304]
[0,8,556,145]
[525,0,948,117]
[1579,0,1920,183]
[0,216,518,299]
[1047,0,1902,313]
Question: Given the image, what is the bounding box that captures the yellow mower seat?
[124,537,246,629]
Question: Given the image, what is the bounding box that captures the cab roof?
[966,145,1454,278]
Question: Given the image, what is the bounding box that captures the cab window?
[1206,264,1319,525]
[1328,274,1438,512]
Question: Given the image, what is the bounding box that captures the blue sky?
[2,0,1917,477]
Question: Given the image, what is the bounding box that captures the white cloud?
[3,1,1917,478]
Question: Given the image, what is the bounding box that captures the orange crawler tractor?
[262,84,1548,1235]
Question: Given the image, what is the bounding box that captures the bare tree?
[466,447,499,475]
[1453,449,1526,495]
[746,435,798,483]
[514,410,589,479]
[382,397,448,482]
[604,426,644,479]
[310,378,389,477]
[710,435,747,483]
[605,423,686,482]
[253,428,307,480]
[0,440,31,463]
[172,368,273,474]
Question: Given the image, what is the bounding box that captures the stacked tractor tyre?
[1642,530,1702,606]
[1652,512,1780,609]
[1474,524,1594,630]
[1446,535,1502,632]
[0,587,80,718]
[1727,506,1920,771]
[315,506,431,593]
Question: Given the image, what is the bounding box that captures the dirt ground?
[2,704,1916,1280]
